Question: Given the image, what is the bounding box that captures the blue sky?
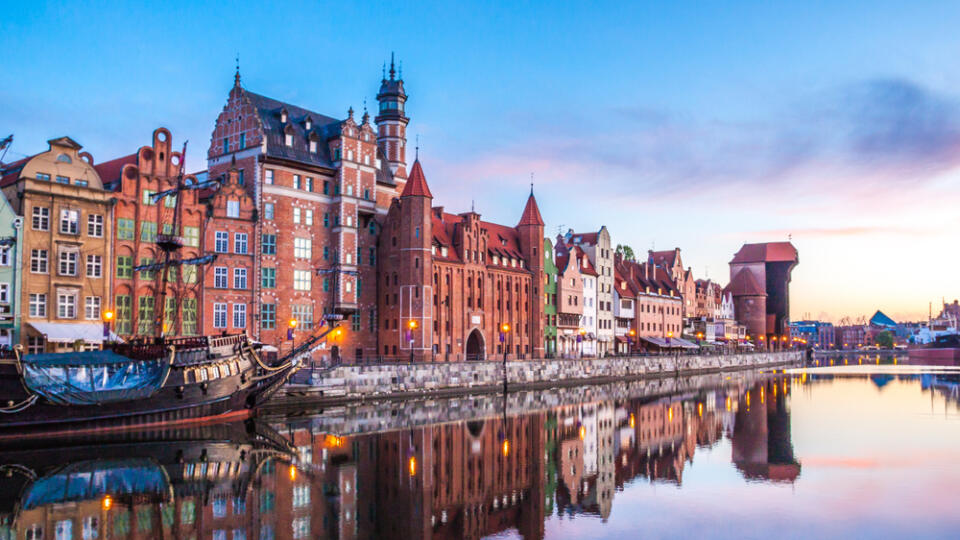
[3,1,959,321]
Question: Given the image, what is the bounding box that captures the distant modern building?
[789,320,834,349]
[728,242,798,345]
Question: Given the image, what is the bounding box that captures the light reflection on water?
[1,357,958,540]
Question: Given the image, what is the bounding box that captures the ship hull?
[0,337,299,435]
[907,347,960,365]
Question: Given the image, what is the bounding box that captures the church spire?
[518,189,545,226]
[401,159,433,198]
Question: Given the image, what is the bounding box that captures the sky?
[2,1,959,323]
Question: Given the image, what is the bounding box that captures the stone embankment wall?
[283,351,801,405]
[270,366,779,436]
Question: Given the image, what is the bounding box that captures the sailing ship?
[0,142,339,433]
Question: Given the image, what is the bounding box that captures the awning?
[28,322,120,344]
[615,335,630,344]
[260,344,279,353]
[640,336,699,349]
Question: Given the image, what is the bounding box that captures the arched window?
[56,153,72,163]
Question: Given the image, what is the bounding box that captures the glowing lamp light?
[667,331,674,338]
[628,329,636,337]
[103,310,115,322]
[333,328,343,338]
[288,318,298,329]
[668,406,674,422]
[579,426,586,440]
[501,323,511,333]
[102,494,113,511]
[502,439,510,457]
[629,413,635,428]
[578,328,586,336]
[760,335,765,341]
[697,402,703,417]
[288,465,297,481]
[408,319,418,330]
[408,456,417,477]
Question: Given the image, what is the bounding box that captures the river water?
[1,354,958,539]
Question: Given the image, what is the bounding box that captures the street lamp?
[578,328,586,359]
[627,328,636,355]
[500,323,511,364]
[102,310,115,343]
[288,318,298,350]
[407,319,418,363]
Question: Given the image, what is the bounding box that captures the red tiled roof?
[0,156,32,187]
[401,160,432,198]
[95,153,138,188]
[517,193,544,226]
[568,231,599,245]
[650,249,679,268]
[430,210,527,266]
[573,246,598,276]
[730,242,798,264]
[727,269,766,296]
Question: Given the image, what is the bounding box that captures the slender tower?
[397,159,433,361]
[376,54,410,191]
[517,186,546,359]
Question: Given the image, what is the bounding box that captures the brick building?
[379,161,546,362]
[207,62,407,361]
[96,128,207,338]
[728,242,799,345]
[614,255,683,352]
[649,248,695,323]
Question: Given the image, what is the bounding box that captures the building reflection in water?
[0,377,799,540]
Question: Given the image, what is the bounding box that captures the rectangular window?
[214,267,228,288]
[233,268,247,289]
[226,200,240,217]
[87,214,104,237]
[56,175,70,184]
[323,213,330,227]
[59,209,79,235]
[139,258,155,280]
[294,237,311,259]
[369,247,376,265]
[351,313,361,331]
[29,293,46,317]
[0,283,8,303]
[31,249,48,273]
[116,295,131,334]
[323,180,330,194]
[32,206,50,230]
[215,231,228,252]
[293,270,311,291]
[233,303,246,328]
[239,133,246,149]
[305,209,313,225]
[261,267,276,288]
[164,194,176,208]
[291,304,313,330]
[183,226,199,247]
[265,169,274,185]
[238,169,245,185]
[213,303,227,329]
[305,177,313,192]
[322,277,330,292]
[182,264,197,284]
[58,251,77,276]
[260,303,276,329]
[181,298,197,335]
[222,137,229,154]
[117,255,133,279]
[293,175,301,190]
[262,234,276,255]
[141,221,157,242]
[137,297,155,335]
[293,207,301,224]
[264,202,274,220]
[118,218,135,240]
[58,293,77,319]
[36,172,50,181]
[323,247,329,261]
[142,189,156,206]
[84,296,101,320]
[234,233,248,254]
[86,254,102,278]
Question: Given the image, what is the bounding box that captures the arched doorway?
[466,329,485,361]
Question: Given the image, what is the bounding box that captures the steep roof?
[0,156,31,187]
[401,160,432,198]
[573,246,598,277]
[730,242,798,264]
[566,230,599,245]
[95,153,138,190]
[518,192,544,226]
[650,249,679,268]
[727,269,766,296]
[243,89,342,169]
[430,210,526,267]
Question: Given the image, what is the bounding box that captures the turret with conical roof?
[517,186,546,358]
[396,158,433,361]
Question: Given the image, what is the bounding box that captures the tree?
[615,244,635,261]
[874,331,894,349]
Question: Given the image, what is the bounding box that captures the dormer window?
[285,133,293,147]
[309,140,317,153]
[280,109,288,123]
[441,247,448,257]
[305,117,312,130]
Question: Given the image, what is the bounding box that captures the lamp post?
[627,328,636,356]
[102,310,115,344]
[288,318,297,352]
[500,322,510,388]
[407,319,418,363]
[578,328,586,359]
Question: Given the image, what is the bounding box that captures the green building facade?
[0,192,22,348]
[544,237,558,358]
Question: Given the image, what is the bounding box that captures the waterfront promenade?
[279,350,802,406]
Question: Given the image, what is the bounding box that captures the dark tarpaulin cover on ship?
[22,458,170,509]
[21,351,170,405]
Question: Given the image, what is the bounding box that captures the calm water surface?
[1,355,958,540]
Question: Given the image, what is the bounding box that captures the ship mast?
[155,141,188,339]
